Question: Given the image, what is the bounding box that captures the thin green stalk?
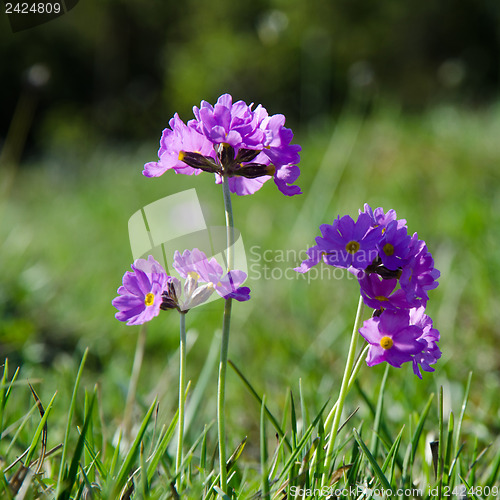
[323,344,369,431]
[176,312,187,491]
[222,174,235,271]
[218,174,235,494]
[322,296,365,485]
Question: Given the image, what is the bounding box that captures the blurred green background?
[1,0,500,457]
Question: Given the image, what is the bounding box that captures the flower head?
[357,273,411,311]
[409,307,442,378]
[144,94,301,196]
[112,256,170,325]
[296,203,441,377]
[191,94,265,150]
[295,213,382,272]
[173,248,250,301]
[359,309,426,368]
[113,248,251,324]
[143,114,217,178]
[377,220,411,270]
[399,234,440,304]
[360,204,407,229]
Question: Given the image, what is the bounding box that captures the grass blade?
[381,425,404,484]
[140,441,149,498]
[58,392,96,500]
[111,397,158,497]
[437,385,444,500]
[486,440,500,487]
[228,360,291,452]
[411,392,435,465]
[370,364,390,458]
[353,428,394,493]
[277,399,329,484]
[444,411,454,484]
[56,348,89,496]
[24,391,57,466]
[454,372,472,459]
[147,409,178,483]
[260,396,270,500]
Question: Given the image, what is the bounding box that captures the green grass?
[1,102,500,497]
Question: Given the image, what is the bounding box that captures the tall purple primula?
[113,250,250,323]
[296,204,441,378]
[144,94,301,196]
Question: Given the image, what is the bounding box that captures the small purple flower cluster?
[296,204,441,378]
[113,250,250,325]
[143,94,301,196]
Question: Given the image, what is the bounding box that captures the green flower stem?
[176,311,187,491]
[322,295,365,485]
[218,174,235,494]
[222,174,235,271]
[323,343,369,431]
[309,343,368,475]
[218,297,232,493]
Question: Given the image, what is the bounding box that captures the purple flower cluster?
[295,204,441,378]
[113,250,250,325]
[143,94,301,196]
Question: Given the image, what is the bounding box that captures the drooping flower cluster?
[113,250,250,325]
[143,94,301,196]
[295,204,441,378]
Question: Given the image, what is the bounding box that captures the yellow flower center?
[345,240,360,254]
[188,271,200,281]
[178,151,186,161]
[383,243,394,256]
[144,293,155,307]
[380,336,393,350]
[374,295,389,301]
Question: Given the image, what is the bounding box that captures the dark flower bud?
[160,295,180,311]
[230,163,276,179]
[375,266,402,280]
[235,148,261,163]
[179,151,221,173]
[217,143,235,166]
[160,282,181,311]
